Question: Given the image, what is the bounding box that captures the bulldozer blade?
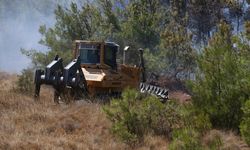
[140,82,168,102]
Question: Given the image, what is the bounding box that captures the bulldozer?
[34,40,168,103]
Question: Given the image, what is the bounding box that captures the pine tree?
[191,21,249,129]
[187,0,223,44]
[159,20,196,79]
[21,2,111,67]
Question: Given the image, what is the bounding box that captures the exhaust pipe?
[123,46,130,65]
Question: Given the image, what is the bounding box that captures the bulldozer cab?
[74,40,118,70]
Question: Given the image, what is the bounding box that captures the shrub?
[169,127,202,150]
[181,104,211,134]
[103,89,184,143]
[103,89,212,145]
[140,96,183,138]
[15,68,34,95]
[103,89,144,143]
[240,100,250,146]
[168,105,212,150]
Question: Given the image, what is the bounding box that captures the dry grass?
[1,72,248,150]
[0,72,168,150]
[0,72,17,91]
[203,130,250,150]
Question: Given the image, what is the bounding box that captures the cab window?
[104,45,117,69]
[79,44,100,64]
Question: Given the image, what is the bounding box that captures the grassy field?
[0,72,249,150]
[0,73,169,150]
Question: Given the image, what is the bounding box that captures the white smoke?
[0,15,53,73]
[0,0,85,73]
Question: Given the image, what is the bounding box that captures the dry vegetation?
[203,130,250,150]
[0,72,249,150]
[0,72,168,150]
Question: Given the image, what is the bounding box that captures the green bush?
[103,89,144,143]
[103,89,212,145]
[168,105,212,150]
[169,127,202,150]
[168,126,223,150]
[240,100,250,146]
[103,89,184,143]
[15,68,34,95]
[140,97,183,138]
[181,104,211,134]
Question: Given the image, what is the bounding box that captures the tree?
[98,0,121,39]
[187,0,223,44]
[158,20,197,79]
[116,0,169,65]
[121,0,167,48]
[191,21,250,129]
[22,2,107,68]
[170,0,187,26]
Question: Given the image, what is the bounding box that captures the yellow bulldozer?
[34,40,168,103]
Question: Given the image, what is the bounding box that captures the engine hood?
[81,68,105,81]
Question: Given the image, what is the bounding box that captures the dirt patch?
[169,90,191,103]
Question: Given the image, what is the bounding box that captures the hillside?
[1,72,249,149]
[0,72,170,149]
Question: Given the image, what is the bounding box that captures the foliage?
[21,2,104,67]
[15,68,34,95]
[103,89,143,143]
[115,0,169,65]
[20,0,169,68]
[181,104,211,133]
[3,1,250,149]
[187,0,223,44]
[119,0,167,48]
[103,89,183,143]
[140,96,183,137]
[169,127,202,150]
[170,0,187,24]
[143,18,197,77]
[158,20,197,79]
[191,21,250,129]
[103,89,211,145]
[143,48,167,74]
[168,104,212,150]
[240,100,250,146]
[167,105,214,150]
